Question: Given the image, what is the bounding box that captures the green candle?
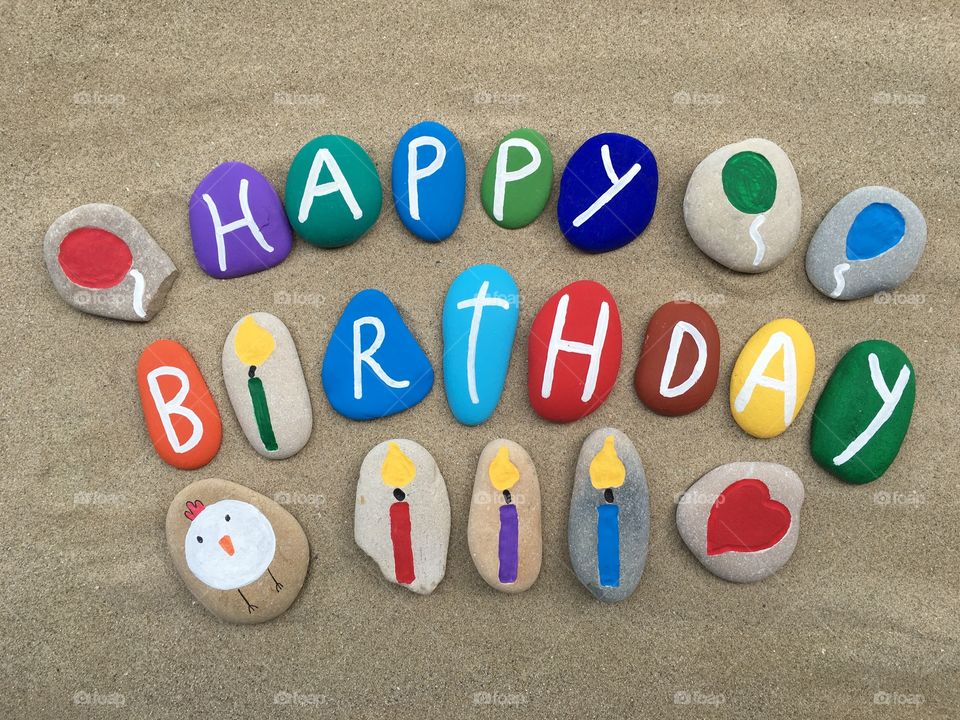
[247,367,278,451]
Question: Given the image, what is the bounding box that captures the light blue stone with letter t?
[442,264,519,425]
[321,289,434,420]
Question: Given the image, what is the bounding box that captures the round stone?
[480,128,553,229]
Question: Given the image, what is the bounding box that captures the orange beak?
[218,535,235,556]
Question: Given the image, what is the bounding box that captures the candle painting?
[467,439,542,593]
[568,428,649,603]
[234,315,279,452]
[355,439,451,595]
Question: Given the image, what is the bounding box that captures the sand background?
[2,2,958,718]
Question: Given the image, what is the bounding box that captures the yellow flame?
[488,446,520,491]
[234,315,276,367]
[381,442,416,488]
[589,435,625,489]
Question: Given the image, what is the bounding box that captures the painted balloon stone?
[557,132,659,253]
[730,318,815,439]
[189,161,293,278]
[43,203,177,321]
[683,139,801,273]
[480,128,553,229]
[634,300,720,416]
[223,313,312,459]
[568,428,649,603]
[391,121,466,242]
[468,439,542,593]
[322,289,434,420]
[677,462,804,583]
[284,134,382,248]
[442,264,519,425]
[166,478,309,623]
[355,440,450,595]
[811,340,915,484]
[806,186,926,300]
[137,339,222,470]
[528,280,622,423]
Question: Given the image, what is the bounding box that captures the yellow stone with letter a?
[729,318,815,438]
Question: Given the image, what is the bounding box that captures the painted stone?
[43,203,177,322]
[528,280,622,423]
[166,477,309,623]
[391,121,466,242]
[321,289,433,420]
[683,138,801,273]
[137,339,222,470]
[442,264,519,425]
[805,186,926,300]
[634,300,720,416]
[284,134,382,248]
[677,462,804,583]
[480,128,553,229]
[730,318,815,438]
[222,313,312,460]
[568,428,649,603]
[355,440,450,595]
[810,340,915,484]
[189,161,293,279]
[467,439,542,593]
[557,132,659,253]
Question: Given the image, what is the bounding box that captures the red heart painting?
[706,478,791,555]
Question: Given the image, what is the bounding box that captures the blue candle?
[596,503,620,587]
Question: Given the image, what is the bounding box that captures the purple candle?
[498,503,519,584]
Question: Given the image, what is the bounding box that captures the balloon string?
[749,214,766,266]
[129,269,146,318]
[830,263,851,298]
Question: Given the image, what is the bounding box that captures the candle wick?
[248,365,257,378]
[393,488,405,502]
[503,489,512,504]
[604,488,614,503]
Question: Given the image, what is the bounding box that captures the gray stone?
[676,462,804,583]
[805,186,926,300]
[467,439,542,593]
[683,138,801,273]
[355,439,450,595]
[568,428,649,603]
[43,203,177,321]
[222,312,312,460]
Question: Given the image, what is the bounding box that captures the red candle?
[389,500,415,584]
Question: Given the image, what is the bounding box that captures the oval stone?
[43,203,178,322]
[677,462,804,583]
[355,439,450,595]
[321,289,434,420]
[137,339,222,469]
[222,312,312,459]
[166,477,309,623]
[391,121,466,242]
[810,340,916,484]
[480,128,553,229]
[805,186,926,300]
[730,318,815,438]
[284,134,382,248]
[467,439,542,593]
[528,280,622,423]
[634,300,720,416]
[683,138,801,273]
[568,428,649,603]
[189,161,293,278]
[442,264,519,425]
[557,132,659,253]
